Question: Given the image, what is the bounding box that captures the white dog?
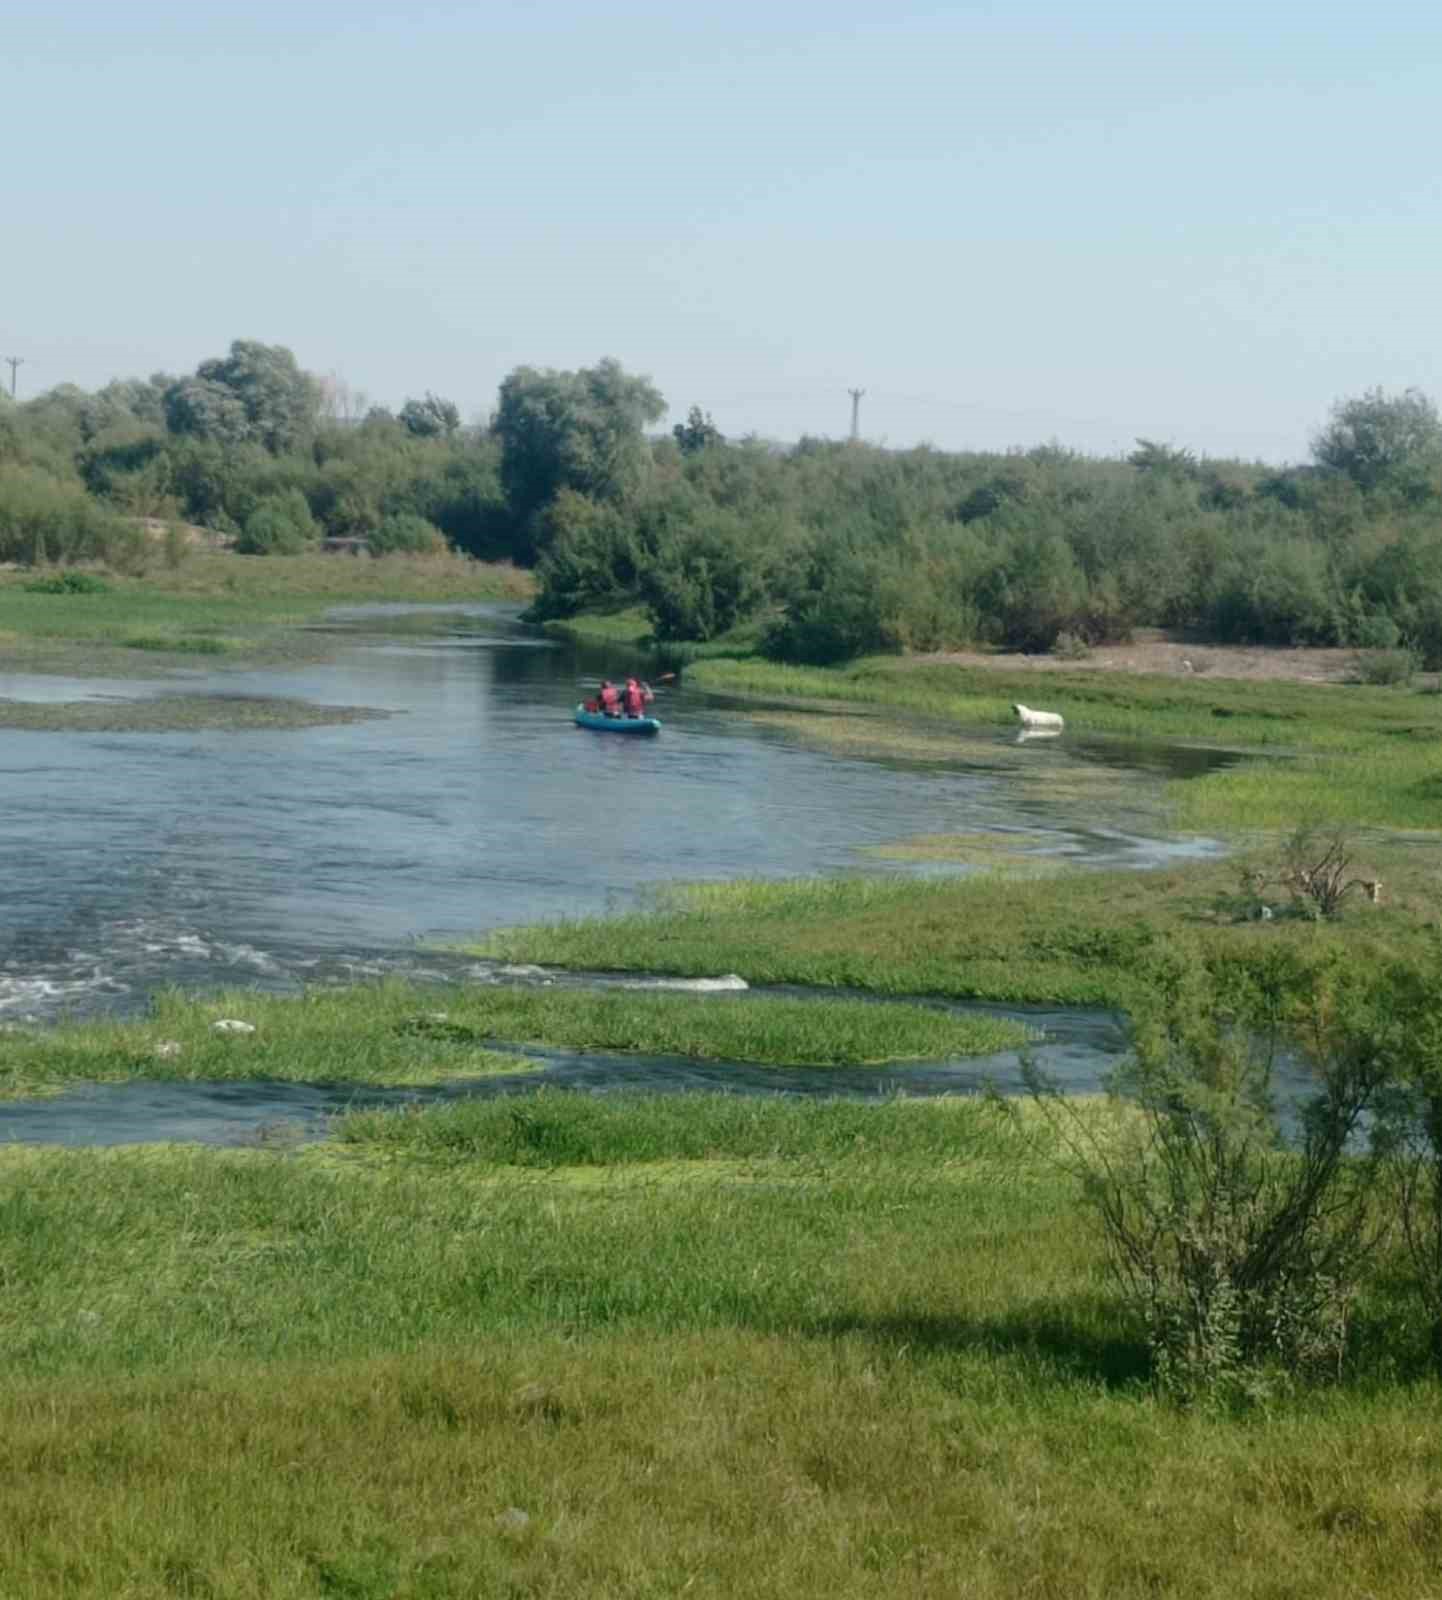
[1012,703,1064,731]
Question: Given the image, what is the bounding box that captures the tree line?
[4,340,1441,663]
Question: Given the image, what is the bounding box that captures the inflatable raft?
[574,704,662,735]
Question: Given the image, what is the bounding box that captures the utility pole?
[4,356,22,400]
[848,387,865,443]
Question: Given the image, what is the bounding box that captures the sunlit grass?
[3,1093,1442,1596]
[0,981,1029,1099]
[473,860,1439,1007]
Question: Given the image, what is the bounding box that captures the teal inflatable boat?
[574,704,662,736]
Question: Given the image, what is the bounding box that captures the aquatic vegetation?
[0,694,392,734]
[474,861,1439,1008]
[0,550,532,676]
[0,982,1030,1099]
[689,655,1442,833]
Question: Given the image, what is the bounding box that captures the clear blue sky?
[6,0,1439,461]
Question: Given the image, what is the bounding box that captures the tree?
[673,405,724,454]
[493,358,665,553]
[164,340,321,454]
[398,392,461,439]
[1312,387,1442,495]
[1129,438,1198,479]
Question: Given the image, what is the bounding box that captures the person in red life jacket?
[598,679,622,717]
[622,676,654,718]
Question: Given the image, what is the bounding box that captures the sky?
[4,0,1440,462]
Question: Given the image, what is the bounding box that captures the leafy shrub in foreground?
[1023,952,1391,1404]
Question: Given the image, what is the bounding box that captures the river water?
[1,603,1227,1142]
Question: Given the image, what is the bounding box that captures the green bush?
[367,512,445,556]
[23,570,111,595]
[1024,952,1390,1403]
[1353,647,1418,686]
[235,488,318,556]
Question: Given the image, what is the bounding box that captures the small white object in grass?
[154,1040,183,1058]
[210,1019,256,1035]
[1012,703,1065,731]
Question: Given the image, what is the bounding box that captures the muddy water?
[1,602,1235,1143]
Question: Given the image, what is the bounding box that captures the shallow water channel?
[2,602,1231,1144]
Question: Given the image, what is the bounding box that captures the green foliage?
[235,488,319,556]
[23,570,110,595]
[1353,646,1418,686]
[0,467,146,567]
[494,358,666,552]
[672,404,725,454]
[367,511,445,555]
[165,339,322,454]
[1313,386,1442,496]
[398,392,460,438]
[1024,953,1389,1402]
[637,504,771,642]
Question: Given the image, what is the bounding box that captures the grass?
[4,1095,1442,1595]
[472,860,1441,1007]
[687,655,1442,833]
[0,982,1030,1099]
[0,550,533,676]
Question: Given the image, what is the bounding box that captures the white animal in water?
[1012,703,1065,731]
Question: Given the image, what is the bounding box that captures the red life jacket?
[623,682,646,716]
[599,684,621,714]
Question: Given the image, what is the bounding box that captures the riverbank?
[473,855,1435,1008]
[5,1092,1442,1598]
[678,653,1442,834]
[0,549,533,682]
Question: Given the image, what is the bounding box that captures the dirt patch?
[912,632,1372,686]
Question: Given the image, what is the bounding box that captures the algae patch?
[0,694,394,733]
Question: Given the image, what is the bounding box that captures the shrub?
[235,488,318,555]
[0,467,146,567]
[23,570,110,594]
[1023,952,1390,1403]
[368,512,445,556]
[1352,647,1418,686]
[1051,629,1092,661]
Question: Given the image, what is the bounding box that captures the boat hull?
[574,706,662,735]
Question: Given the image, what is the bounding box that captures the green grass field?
[4,1095,1442,1597]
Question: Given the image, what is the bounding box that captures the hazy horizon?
[6,0,1439,465]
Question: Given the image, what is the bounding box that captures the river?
[0,602,1227,1141]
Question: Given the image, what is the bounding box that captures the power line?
[4,356,22,399]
